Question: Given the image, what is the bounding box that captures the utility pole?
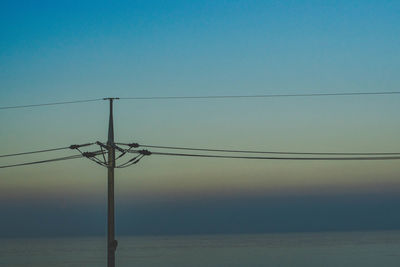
[105,97,119,267]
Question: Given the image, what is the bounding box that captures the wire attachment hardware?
[69,143,94,150]
[82,152,98,158]
[128,143,139,148]
[138,149,152,156]
[96,141,108,149]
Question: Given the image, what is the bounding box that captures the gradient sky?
[0,0,400,237]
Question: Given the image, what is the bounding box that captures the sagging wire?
[115,143,139,160]
[68,142,147,168]
[96,141,108,163]
[141,151,400,160]
[81,151,108,167]
[70,143,108,167]
[116,142,400,156]
[116,155,144,168]
[116,149,151,168]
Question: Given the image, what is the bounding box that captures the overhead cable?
[0,98,103,110]
[116,154,144,168]
[131,150,400,161]
[0,154,85,169]
[0,143,95,158]
[117,143,400,156]
[2,91,399,111]
[0,150,104,169]
[119,91,400,100]
[72,144,108,167]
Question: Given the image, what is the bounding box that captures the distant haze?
[1,1,400,237]
[1,192,400,238]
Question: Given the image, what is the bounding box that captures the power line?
[120,91,400,100]
[116,154,144,168]
[0,143,95,158]
[0,154,84,169]
[0,150,104,169]
[0,147,70,158]
[117,143,400,156]
[1,91,399,111]
[132,150,400,161]
[0,98,103,110]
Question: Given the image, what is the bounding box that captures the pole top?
[103,97,120,101]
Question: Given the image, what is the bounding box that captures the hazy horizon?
[1,0,400,238]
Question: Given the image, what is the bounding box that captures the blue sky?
[1,0,399,101]
[0,0,400,236]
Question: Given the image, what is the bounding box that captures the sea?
[1,230,400,266]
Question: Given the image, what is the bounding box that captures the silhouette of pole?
[105,97,118,267]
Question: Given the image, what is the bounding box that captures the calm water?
[1,231,400,266]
